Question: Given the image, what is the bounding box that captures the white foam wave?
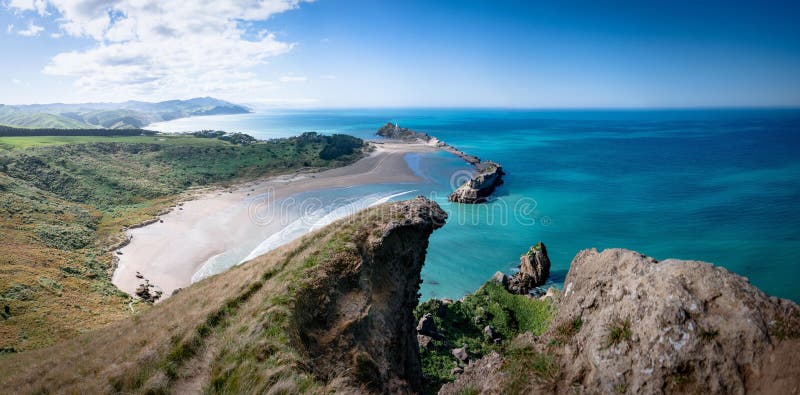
[190,189,416,283]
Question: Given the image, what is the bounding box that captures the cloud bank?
[7,0,309,100]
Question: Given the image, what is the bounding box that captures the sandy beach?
[112,142,441,298]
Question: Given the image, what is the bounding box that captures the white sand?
[112,142,438,297]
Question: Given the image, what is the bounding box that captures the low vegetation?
[0,131,364,351]
[0,199,414,394]
[501,345,559,393]
[606,317,632,347]
[0,97,249,129]
[0,125,155,137]
[414,281,555,392]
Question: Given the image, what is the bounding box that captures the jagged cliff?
[3,195,799,394]
[0,197,447,394]
[442,248,800,394]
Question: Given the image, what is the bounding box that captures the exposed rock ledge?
[376,122,505,203]
[442,248,800,394]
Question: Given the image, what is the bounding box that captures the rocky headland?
[376,122,505,203]
[1,197,798,394]
[441,248,800,394]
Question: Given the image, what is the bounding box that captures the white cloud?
[7,0,48,15]
[279,75,307,83]
[8,0,310,100]
[17,20,44,36]
[6,24,13,33]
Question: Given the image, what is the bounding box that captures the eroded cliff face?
[292,197,447,393]
[442,248,800,394]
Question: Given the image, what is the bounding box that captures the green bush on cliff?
[414,281,555,392]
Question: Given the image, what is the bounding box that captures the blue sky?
[1,0,799,107]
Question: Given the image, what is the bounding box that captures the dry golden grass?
[0,200,417,394]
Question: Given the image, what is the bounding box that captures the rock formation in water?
[491,241,552,295]
[447,161,506,204]
[375,122,505,203]
[442,248,800,394]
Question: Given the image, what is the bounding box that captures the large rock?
[376,122,432,142]
[451,347,469,362]
[443,248,800,394]
[447,162,505,204]
[292,197,448,394]
[507,242,551,295]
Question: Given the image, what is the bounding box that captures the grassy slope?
[0,200,401,394]
[0,134,363,351]
[414,282,555,393]
[0,112,92,129]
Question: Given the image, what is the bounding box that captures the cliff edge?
[0,197,447,394]
[442,248,800,394]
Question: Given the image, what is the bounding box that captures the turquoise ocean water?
[151,109,800,302]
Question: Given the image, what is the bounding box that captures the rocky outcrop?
[134,278,162,304]
[375,122,505,203]
[377,122,433,142]
[292,196,447,393]
[443,248,800,394]
[491,242,552,295]
[507,242,551,295]
[447,162,505,204]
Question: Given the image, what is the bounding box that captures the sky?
[1,0,799,108]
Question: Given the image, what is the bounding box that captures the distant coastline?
[0,97,249,130]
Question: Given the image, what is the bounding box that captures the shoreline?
[112,141,442,298]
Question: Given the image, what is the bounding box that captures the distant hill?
[0,97,250,129]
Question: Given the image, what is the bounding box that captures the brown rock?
[417,313,436,335]
[489,271,509,288]
[445,248,800,394]
[451,347,469,362]
[448,162,505,204]
[417,334,434,351]
[507,242,550,295]
[291,197,447,394]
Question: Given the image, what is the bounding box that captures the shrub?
[35,223,94,250]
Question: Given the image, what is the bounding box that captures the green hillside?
[0,97,250,129]
[0,111,93,129]
[0,132,364,351]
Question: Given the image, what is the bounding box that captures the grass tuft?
[502,346,559,393]
[606,318,632,347]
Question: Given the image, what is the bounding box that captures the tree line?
[0,125,156,137]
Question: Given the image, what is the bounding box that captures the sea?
[150,109,800,302]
